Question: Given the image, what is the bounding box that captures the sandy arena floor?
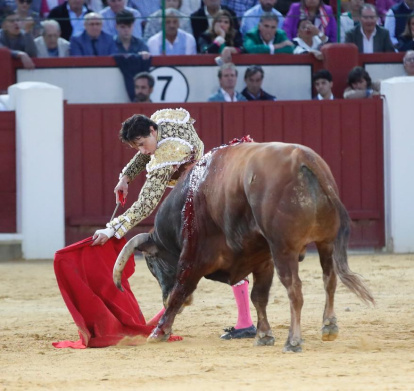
[1,252,414,391]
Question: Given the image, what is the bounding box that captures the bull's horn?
[113,233,150,291]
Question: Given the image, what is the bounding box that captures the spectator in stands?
[340,0,364,43]
[244,13,294,54]
[208,62,247,101]
[283,0,337,43]
[293,18,326,59]
[48,0,92,41]
[147,8,196,55]
[100,0,142,39]
[241,65,276,100]
[0,10,36,68]
[190,0,239,51]
[127,0,160,22]
[133,71,154,102]
[144,0,193,42]
[343,66,381,98]
[180,0,201,15]
[115,9,150,55]
[240,0,284,37]
[312,69,334,99]
[403,49,414,74]
[198,9,243,64]
[86,0,104,13]
[14,0,41,37]
[221,0,258,19]
[396,12,414,51]
[384,0,414,47]
[34,19,70,57]
[70,12,117,55]
[345,4,395,52]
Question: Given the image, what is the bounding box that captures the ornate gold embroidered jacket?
[107,108,204,239]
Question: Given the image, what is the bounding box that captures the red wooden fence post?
[321,43,359,99]
[0,48,15,93]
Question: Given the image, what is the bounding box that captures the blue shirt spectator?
[100,0,142,38]
[240,0,284,36]
[221,0,258,18]
[114,9,149,54]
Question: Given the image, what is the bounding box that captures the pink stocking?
[232,280,253,329]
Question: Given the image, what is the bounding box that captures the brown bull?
[113,141,375,352]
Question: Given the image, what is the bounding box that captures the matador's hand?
[92,227,115,246]
[114,176,129,203]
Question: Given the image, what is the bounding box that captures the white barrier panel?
[8,82,65,259]
[382,76,414,253]
[17,64,312,103]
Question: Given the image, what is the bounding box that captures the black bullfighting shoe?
[220,325,257,340]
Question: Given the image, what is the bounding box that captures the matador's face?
[129,127,158,156]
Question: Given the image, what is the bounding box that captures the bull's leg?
[148,265,202,342]
[251,261,275,346]
[316,241,339,342]
[273,250,304,353]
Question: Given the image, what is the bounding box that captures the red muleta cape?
[53,237,181,348]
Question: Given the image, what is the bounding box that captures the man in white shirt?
[344,4,394,53]
[207,62,247,101]
[147,8,196,55]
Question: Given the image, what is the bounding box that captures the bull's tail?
[300,147,375,306]
[332,204,375,306]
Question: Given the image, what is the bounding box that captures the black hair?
[133,72,155,88]
[347,66,372,88]
[312,69,333,83]
[119,114,158,142]
[244,65,264,80]
[115,9,135,25]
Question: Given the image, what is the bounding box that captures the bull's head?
[113,233,183,308]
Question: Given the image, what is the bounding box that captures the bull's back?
[199,142,341,249]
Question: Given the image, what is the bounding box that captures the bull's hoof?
[282,339,303,353]
[254,331,275,346]
[321,317,339,341]
[147,327,170,343]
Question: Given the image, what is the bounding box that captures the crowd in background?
[0,0,413,98]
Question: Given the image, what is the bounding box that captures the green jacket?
[244,27,293,54]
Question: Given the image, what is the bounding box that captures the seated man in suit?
[345,4,395,53]
[241,65,276,101]
[48,0,92,41]
[70,12,117,56]
[208,62,247,102]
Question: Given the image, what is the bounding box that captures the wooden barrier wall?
[64,99,384,248]
[0,111,16,233]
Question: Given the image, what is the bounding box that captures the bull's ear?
[137,236,158,256]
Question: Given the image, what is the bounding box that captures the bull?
[113,141,375,353]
